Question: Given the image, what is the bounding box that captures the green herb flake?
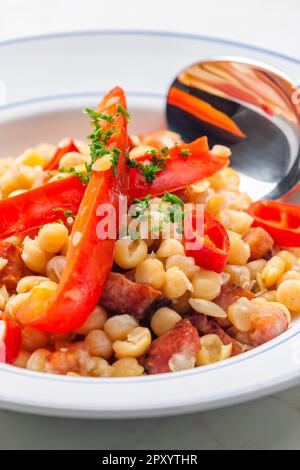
[116,103,131,122]
[160,146,169,156]
[111,147,121,176]
[179,148,191,158]
[83,107,113,123]
[64,210,73,217]
[162,192,184,206]
[132,194,151,219]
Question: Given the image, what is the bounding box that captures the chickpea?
[112,358,145,377]
[112,327,152,358]
[208,167,239,190]
[21,238,48,273]
[104,314,138,341]
[262,256,285,288]
[276,269,300,288]
[37,223,69,254]
[227,297,255,332]
[86,357,113,377]
[114,238,148,269]
[246,259,267,279]
[277,250,298,271]
[16,276,48,294]
[168,352,196,372]
[129,145,155,159]
[26,348,51,372]
[258,290,277,302]
[163,267,192,300]
[75,306,108,335]
[165,255,199,279]
[85,330,113,359]
[196,335,232,366]
[21,326,49,352]
[276,279,300,312]
[14,281,57,324]
[206,193,225,217]
[191,270,222,300]
[224,265,251,289]
[187,180,210,204]
[59,151,89,171]
[217,209,253,235]
[151,307,182,336]
[135,258,166,289]
[227,232,250,265]
[156,239,185,258]
[5,292,31,318]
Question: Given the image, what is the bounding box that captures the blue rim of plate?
[0,29,300,385]
[0,29,299,64]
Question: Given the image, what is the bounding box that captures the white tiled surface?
[1,0,300,450]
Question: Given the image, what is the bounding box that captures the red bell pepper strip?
[0,137,229,240]
[44,139,80,171]
[167,86,246,139]
[0,314,22,364]
[128,136,229,199]
[0,175,85,240]
[248,199,300,247]
[183,211,230,273]
[15,87,129,333]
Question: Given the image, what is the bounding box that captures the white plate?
[0,31,300,418]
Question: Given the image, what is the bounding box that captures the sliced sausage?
[101,272,171,322]
[140,319,200,374]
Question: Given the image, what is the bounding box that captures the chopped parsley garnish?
[53,207,63,212]
[179,148,191,158]
[111,147,121,176]
[160,146,169,156]
[132,195,151,219]
[142,156,167,183]
[64,209,73,217]
[83,107,114,124]
[162,192,184,206]
[127,152,169,184]
[60,105,125,183]
[59,166,89,184]
[116,103,131,122]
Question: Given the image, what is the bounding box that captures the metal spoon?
[166,57,300,202]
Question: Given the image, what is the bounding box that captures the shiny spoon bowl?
[166,57,300,202]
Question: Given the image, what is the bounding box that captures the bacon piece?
[0,242,24,290]
[243,227,274,261]
[214,283,254,328]
[186,313,242,356]
[140,319,200,374]
[101,272,171,321]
